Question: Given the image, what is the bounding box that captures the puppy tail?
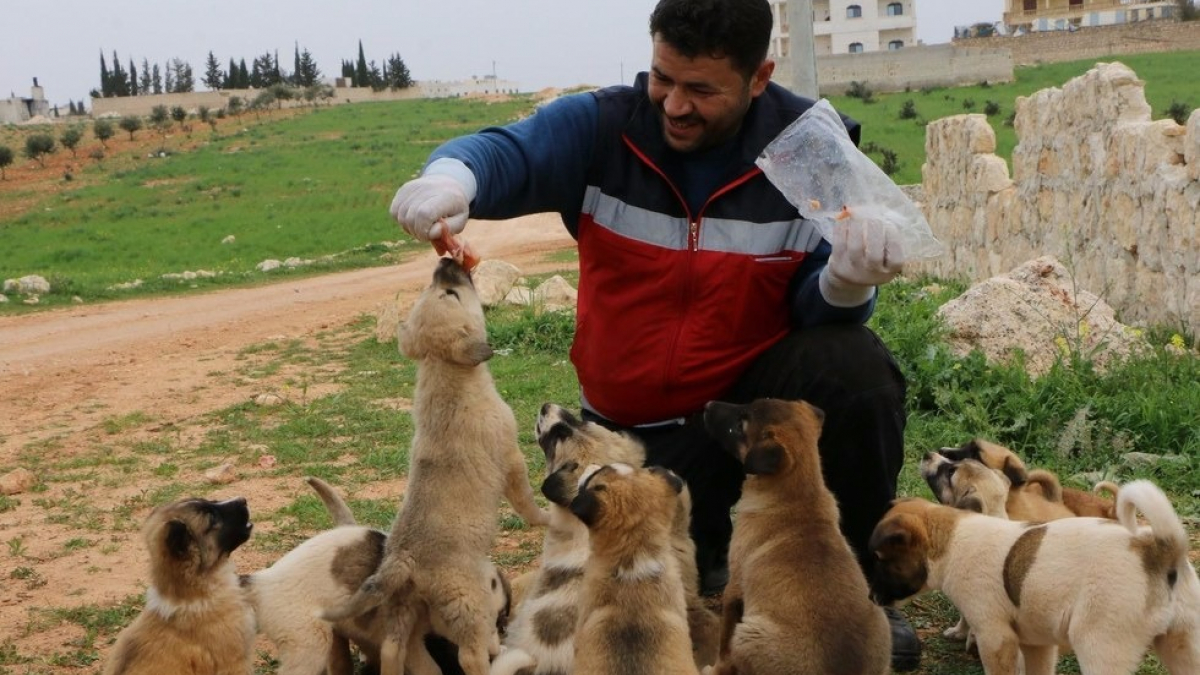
[1116,480,1189,566]
[305,476,357,527]
[1025,470,1064,502]
[1092,480,1120,500]
[488,647,536,675]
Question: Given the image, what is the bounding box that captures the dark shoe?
[885,605,921,672]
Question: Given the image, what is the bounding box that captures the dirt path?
[0,214,575,668]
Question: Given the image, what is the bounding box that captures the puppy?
[920,453,1012,518]
[323,258,548,675]
[491,404,719,675]
[869,480,1200,675]
[243,477,511,675]
[937,438,1119,520]
[103,497,255,675]
[570,463,699,675]
[703,399,891,675]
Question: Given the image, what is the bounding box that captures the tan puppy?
[937,438,1118,520]
[491,403,718,675]
[703,399,891,675]
[323,258,549,675]
[243,477,511,675]
[569,463,699,675]
[869,481,1200,675]
[103,497,255,675]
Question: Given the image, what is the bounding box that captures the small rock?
[253,393,286,407]
[221,235,236,244]
[0,467,37,495]
[1121,452,1190,469]
[257,455,277,469]
[257,259,282,272]
[204,462,237,484]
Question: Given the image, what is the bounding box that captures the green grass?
[1,97,538,310]
[829,50,1200,184]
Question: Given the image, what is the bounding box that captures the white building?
[0,78,52,124]
[770,0,918,57]
[1003,0,1178,33]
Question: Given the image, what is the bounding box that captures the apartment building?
[1002,0,1179,33]
[769,0,918,57]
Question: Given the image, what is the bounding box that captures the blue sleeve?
[789,239,876,328]
[426,93,598,221]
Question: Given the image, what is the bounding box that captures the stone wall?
[954,19,1200,66]
[773,44,1014,95]
[914,62,1199,333]
[90,86,426,119]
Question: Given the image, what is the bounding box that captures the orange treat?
[835,205,852,221]
[433,231,481,271]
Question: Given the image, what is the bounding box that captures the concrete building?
[769,0,918,57]
[0,78,52,124]
[1002,0,1179,33]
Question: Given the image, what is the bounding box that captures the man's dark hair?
[649,0,773,79]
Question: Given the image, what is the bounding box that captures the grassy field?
[1,51,1197,675]
[827,50,1200,184]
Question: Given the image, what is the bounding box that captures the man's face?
[647,35,773,153]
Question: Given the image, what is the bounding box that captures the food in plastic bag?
[756,99,944,262]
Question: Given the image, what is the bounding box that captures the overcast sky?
[1,0,1005,108]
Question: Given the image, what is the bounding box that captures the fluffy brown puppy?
[322,258,548,675]
[103,497,255,675]
[703,399,891,675]
[570,463,699,675]
[869,481,1200,675]
[937,438,1118,520]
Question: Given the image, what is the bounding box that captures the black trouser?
[583,324,907,579]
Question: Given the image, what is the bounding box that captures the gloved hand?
[388,174,469,241]
[819,210,906,307]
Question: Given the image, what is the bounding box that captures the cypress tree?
[355,40,369,87]
[129,58,139,96]
[99,51,111,97]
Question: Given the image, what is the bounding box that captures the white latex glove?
[818,211,906,307]
[388,174,469,241]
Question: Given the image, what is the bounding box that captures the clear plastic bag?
[755,99,944,262]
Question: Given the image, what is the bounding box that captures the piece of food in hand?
[432,231,480,271]
[835,205,852,221]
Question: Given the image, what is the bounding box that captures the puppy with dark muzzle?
[102,497,255,675]
[569,463,699,675]
[703,398,891,675]
[492,404,719,675]
[869,481,1200,675]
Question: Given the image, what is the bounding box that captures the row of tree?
[95,40,412,98]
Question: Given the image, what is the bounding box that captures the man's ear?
[744,442,783,475]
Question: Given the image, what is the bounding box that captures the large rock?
[938,256,1148,376]
[472,259,522,307]
[3,275,51,296]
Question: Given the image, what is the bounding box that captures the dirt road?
[0,214,575,668]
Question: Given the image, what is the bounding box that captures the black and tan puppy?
[569,463,699,675]
[103,497,255,675]
[492,403,719,675]
[869,481,1200,675]
[703,398,891,675]
[937,438,1119,520]
[322,258,548,675]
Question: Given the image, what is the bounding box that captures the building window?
[847,4,862,19]
[849,42,864,53]
[1069,0,1082,6]
[1024,0,1037,11]
[888,40,904,50]
[887,3,903,16]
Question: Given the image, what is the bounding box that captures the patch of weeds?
[10,566,46,589]
[153,461,180,478]
[0,639,31,665]
[64,537,96,552]
[101,411,151,435]
[0,494,18,513]
[7,537,28,558]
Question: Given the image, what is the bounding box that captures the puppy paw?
[944,621,969,641]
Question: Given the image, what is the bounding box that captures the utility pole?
[787,0,819,98]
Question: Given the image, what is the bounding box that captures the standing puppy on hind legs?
[703,398,891,675]
[322,258,549,675]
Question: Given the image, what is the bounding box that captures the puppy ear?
[165,519,193,559]
[453,336,493,366]
[649,466,685,494]
[569,486,601,527]
[803,401,826,424]
[744,442,784,475]
[1001,456,1029,487]
[955,494,985,513]
[398,321,424,359]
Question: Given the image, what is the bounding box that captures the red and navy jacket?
[426,74,868,426]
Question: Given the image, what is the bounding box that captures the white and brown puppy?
[243,477,511,675]
[920,452,1013,518]
[569,463,699,675]
[323,258,549,675]
[869,480,1200,675]
[103,497,255,675]
[703,398,891,675]
[492,404,719,675]
[937,438,1119,520]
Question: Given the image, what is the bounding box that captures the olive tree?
[24,133,56,167]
